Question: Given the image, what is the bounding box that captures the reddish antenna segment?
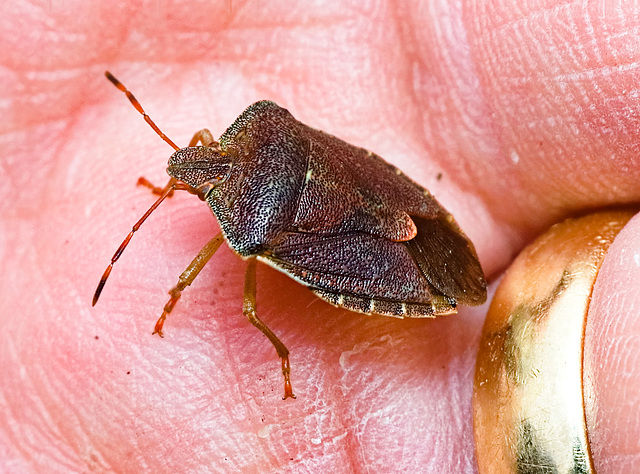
[104,71,180,151]
[93,72,188,306]
[92,182,189,306]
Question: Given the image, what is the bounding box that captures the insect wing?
[259,231,442,306]
[404,215,486,305]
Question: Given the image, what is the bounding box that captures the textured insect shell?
[210,101,445,248]
[167,101,486,312]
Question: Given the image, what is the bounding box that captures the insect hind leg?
[243,258,296,400]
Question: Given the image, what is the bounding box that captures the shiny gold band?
[473,210,635,473]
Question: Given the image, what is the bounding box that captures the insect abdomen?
[311,288,457,318]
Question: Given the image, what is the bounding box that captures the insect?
[93,72,487,399]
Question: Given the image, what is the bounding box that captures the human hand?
[2,1,639,472]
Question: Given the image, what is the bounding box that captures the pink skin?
[2,1,639,472]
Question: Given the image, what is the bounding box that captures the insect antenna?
[94,72,189,306]
[92,182,189,306]
[104,71,180,151]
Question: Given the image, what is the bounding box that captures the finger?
[461,1,640,226]
[584,212,640,471]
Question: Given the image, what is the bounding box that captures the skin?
[1,1,639,472]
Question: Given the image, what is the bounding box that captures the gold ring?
[473,210,635,473]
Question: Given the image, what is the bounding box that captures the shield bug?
[93,72,487,399]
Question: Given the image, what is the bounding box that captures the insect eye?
[194,182,217,201]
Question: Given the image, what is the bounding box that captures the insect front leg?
[188,129,216,147]
[153,233,225,337]
[137,176,178,196]
[243,258,296,400]
[138,129,217,196]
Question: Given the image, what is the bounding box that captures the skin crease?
[1,0,639,472]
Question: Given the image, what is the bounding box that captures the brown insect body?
[95,73,486,399]
[169,100,486,317]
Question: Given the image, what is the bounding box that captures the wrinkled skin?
[2,1,640,472]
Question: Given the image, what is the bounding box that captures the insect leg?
[243,258,296,400]
[188,129,216,147]
[153,232,225,337]
[137,176,178,196]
